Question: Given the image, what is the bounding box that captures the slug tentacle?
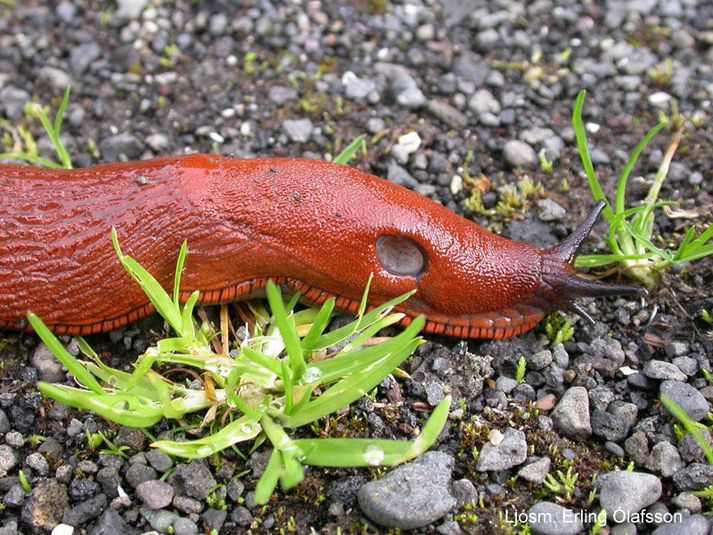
[538,201,647,317]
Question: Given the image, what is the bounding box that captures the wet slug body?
[0,154,643,339]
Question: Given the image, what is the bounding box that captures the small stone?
[648,92,673,108]
[38,67,72,92]
[476,428,527,471]
[3,484,25,508]
[503,140,537,168]
[230,506,252,526]
[467,89,501,115]
[672,463,713,491]
[172,496,203,514]
[173,517,199,535]
[115,0,148,20]
[391,131,421,164]
[202,509,227,532]
[91,509,138,535]
[552,387,592,440]
[31,343,66,382]
[62,493,107,525]
[527,349,553,370]
[496,376,518,394]
[624,432,649,465]
[140,507,180,533]
[518,457,551,484]
[386,161,418,188]
[426,100,468,129]
[125,463,157,488]
[536,199,566,222]
[660,380,710,422]
[665,341,688,357]
[651,514,710,535]
[0,445,18,477]
[597,471,662,516]
[96,467,121,498]
[21,480,70,532]
[69,478,99,500]
[591,409,630,442]
[267,85,298,106]
[645,441,684,477]
[342,72,376,101]
[0,86,30,120]
[25,452,49,476]
[643,360,688,381]
[282,119,314,143]
[70,42,102,75]
[169,461,217,501]
[99,134,145,162]
[672,492,702,513]
[528,502,583,535]
[145,451,173,473]
[145,134,170,152]
[357,452,456,529]
[136,480,174,509]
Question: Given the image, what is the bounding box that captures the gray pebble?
[125,463,158,488]
[597,471,662,516]
[0,86,30,121]
[528,501,583,535]
[652,514,710,535]
[673,463,713,491]
[145,133,170,152]
[0,445,18,478]
[552,386,592,440]
[518,456,550,484]
[503,140,537,168]
[528,349,553,370]
[268,85,298,106]
[136,480,174,509]
[173,496,203,514]
[202,508,227,532]
[31,343,66,383]
[660,380,710,422]
[282,118,313,143]
[386,161,418,188]
[70,42,102,75]
[145,450,173,473]
[344,75,376,101]
[230,506,253,526]
[358,451,456,529]
[169,461,217,500]
[24,452,49,476]
[115,0,148,20]
[173,517,199,535]
[99,134,145,162]
[140,507,180,533]
[38,66,72,91]
[476,428,528,471]
[62,493,107,526]
[591,409,630,442]
[643,360,688,382]
[468,89,500,115]
[21,480,70,532]
[536,199,566,222]
[645,441,684,477]
[672,492,702,513]
[665,341,689,357]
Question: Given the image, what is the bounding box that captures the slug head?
[537,201,647,324]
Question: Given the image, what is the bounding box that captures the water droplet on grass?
[364,444,385,466]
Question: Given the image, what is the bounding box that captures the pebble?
[643,360,688,381]
[230,506,252,526]
[652,514,710,535]
[551,386,592,440]
[31,343,66,383]
[62,494,107,525]
[672,463,713,491]
[391,74,426,109]
[70,42,102,75]
[426,100,468,129]
[168,461,217,501]
[357,451,456,529]
[115,0,148,21]
[99,134,145,162]
[517,456,550,484]
[672,492,702,513]
[282,118,314,143]
[0,445,18,477]
[476,428,528,471]
[391,131,421,164]
[25,452,49,476]
[386,161,418,188]
[597,471,662,516]
[645,441,684,477]
[21,480,70,532]
[660,380,710,422]
[90,509,138,535]
[591,409,630,442]
[527,349,553,370]
[173,517,199,535]
[136,480,174,509]
[467,89,501,115]
[536,199,566,222]
[140,507,180,533]
[145,450,173,473]
[125,463,157,488]
[0,86,31,120]
[503,140,537,168]
[665,341,689,357]
[342,72,377,101]
[267,85,298,106]
[528,501,583,535]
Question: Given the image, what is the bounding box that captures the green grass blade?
[241,347,283,377]
[27,313,105,395]
[279,450,305,490]
[112,228,182,333]
[333,134,367,165]
[254,449,282,505]
[661,394,713,464]
[294,396,450,467]
[266,281,306,380]
[173,240,189,306]
[572,90,612,221]
[301,298,336,351]
[614,121,667,214]
[151,415,261,459]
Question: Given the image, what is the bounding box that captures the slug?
[0,154,644,339]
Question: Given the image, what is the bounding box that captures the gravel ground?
[1,0,712,533]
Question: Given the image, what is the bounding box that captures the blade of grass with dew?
[301,297,336,350]
[333,134,367,165]
[151,415,261,459]
[660,394,713,464]
[294,396,451,467]
[27,313,105,395]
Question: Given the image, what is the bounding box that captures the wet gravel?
[1,0,713,533]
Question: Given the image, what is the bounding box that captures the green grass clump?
[572,90,712,287]
[31,235,450,504]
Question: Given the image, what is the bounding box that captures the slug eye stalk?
[542,201,648,324]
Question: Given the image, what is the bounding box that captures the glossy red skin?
[0,154,551,338]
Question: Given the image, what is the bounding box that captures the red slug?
[0,154,644,339]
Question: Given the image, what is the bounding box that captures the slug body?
[0,154,641,339]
